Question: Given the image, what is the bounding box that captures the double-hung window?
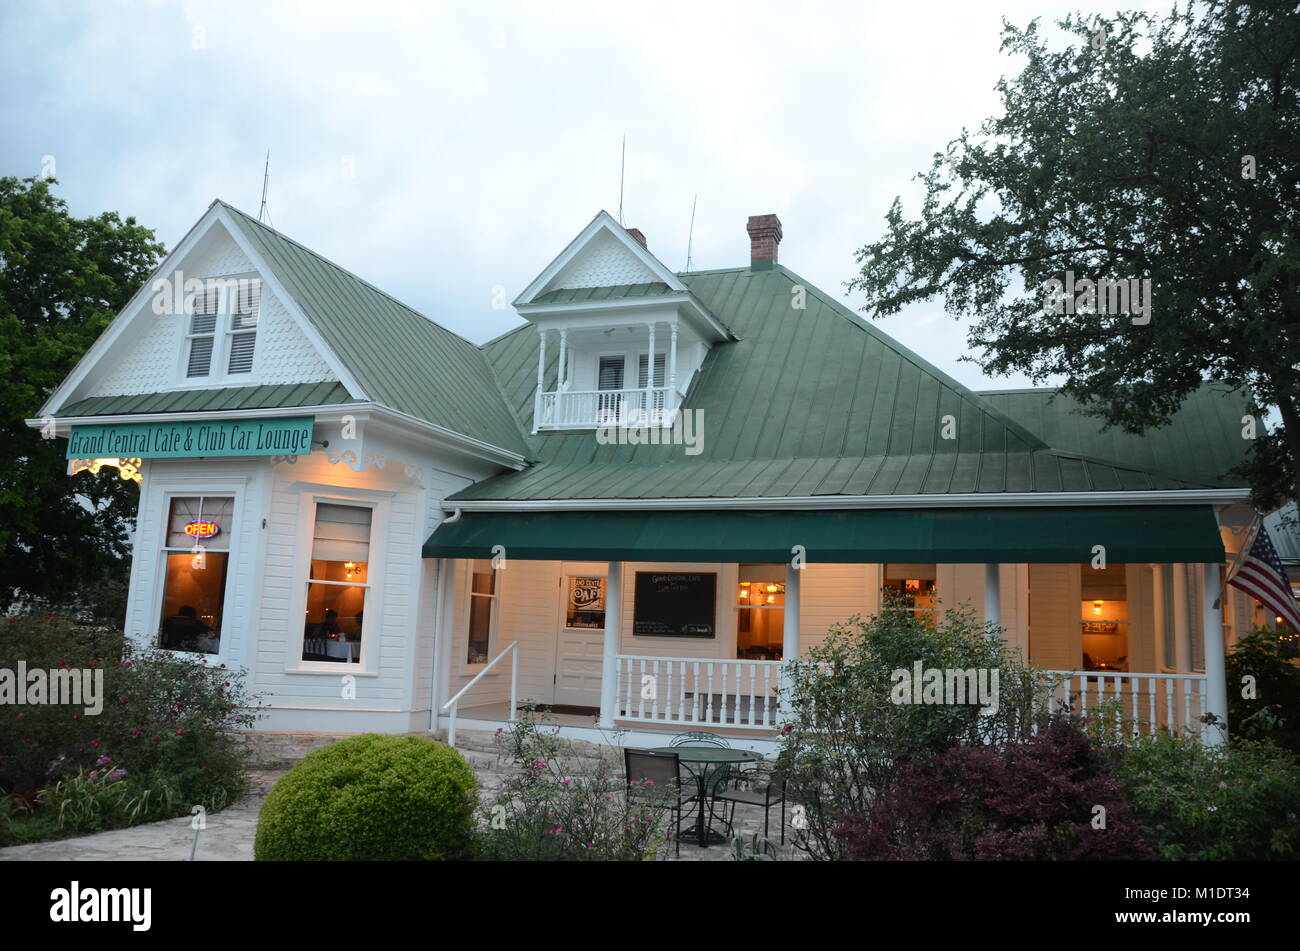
[467,559,497,665]
[226,280,261,374]
[158,496,233,654]
[302,503,372,664]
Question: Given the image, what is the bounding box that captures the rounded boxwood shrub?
[254,734,477,861]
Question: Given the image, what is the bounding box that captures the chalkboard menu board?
[633,572,716,637]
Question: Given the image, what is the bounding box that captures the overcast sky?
[1,0,1156,391]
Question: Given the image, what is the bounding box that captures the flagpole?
[1215,513,1261,610]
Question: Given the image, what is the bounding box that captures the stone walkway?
[0,731,797,862]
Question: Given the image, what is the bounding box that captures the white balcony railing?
[1037,669,1209,740]
[536,386,672,430]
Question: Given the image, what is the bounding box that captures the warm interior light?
[766,594,776,604]
[191,550,206,570]
[1093,600,1103,615]
[766,584,778,592]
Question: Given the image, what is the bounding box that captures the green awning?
[422,506,1225,564]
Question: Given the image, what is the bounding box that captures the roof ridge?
[217,200,486,352]
[765,264,1052,452]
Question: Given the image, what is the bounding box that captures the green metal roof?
[531,282,673,305]
[56,381,356,417]
[977,385,1251,488]
[219,202,529,456]
[423,505,1226,563]
[459,265,1215,501]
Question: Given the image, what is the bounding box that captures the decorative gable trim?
[38,203,366,418]
[514,210,688,306]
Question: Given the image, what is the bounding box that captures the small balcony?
[536,386,674,430]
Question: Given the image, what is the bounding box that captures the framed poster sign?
[565,576,607,629]
[633,572,716,637]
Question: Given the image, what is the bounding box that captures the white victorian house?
[31,201,1277,751]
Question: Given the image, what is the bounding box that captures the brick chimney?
[626,227,648,249]
[747,214,782,270]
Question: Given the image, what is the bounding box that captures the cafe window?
[1081,563,1129,672]
[158,496,233,654]
[736,564,784,660]
[883,565,937,620]
[301,503,372,664]
[565,576,607,629]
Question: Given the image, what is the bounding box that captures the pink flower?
[152,736,160,743]
[89,740,100,748]
[88,770,99,782]
[176,729,184,736]
[96,755,111,766]
[1217,781,1228,789]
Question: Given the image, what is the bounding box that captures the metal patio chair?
[712,764,787,845]
[624,748,690,857]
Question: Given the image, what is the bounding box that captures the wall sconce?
[1093,600,1103,615]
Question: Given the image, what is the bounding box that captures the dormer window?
[181,277,261,383]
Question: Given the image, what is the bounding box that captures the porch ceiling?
[422,505,1225,564]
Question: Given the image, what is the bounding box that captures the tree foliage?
[849,2,1300,509]
[0,176,164,614]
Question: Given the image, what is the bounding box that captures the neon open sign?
[184,520,221,539]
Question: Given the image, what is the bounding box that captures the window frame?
[288,494,387,674]
[464,558,500,671]
[172,274,262,388]
[151,481,248,664]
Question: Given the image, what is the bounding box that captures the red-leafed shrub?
[835,716,1152,860]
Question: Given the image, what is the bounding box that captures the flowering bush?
[1114,732,1300,860]
[0,614,260,842]
[835,716,1152,860]
[476,712,675,861]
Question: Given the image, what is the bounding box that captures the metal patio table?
[650,746,759,848]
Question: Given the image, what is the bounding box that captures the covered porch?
[425,505,1236,747]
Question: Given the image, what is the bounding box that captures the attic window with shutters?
[180,278,261,383]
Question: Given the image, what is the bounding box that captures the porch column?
[532,329,547,433]
[598,561,622,729]
[780,562,802,720]
[669,322,678,410]
[1150,564,1167,670]
[645,321,656,424]
[1202,562,1229,745]
[557,329,568,389]
[983,563,1000,637]
[1172,563,1190,672]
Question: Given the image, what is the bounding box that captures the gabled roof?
[218,202,529,456]
[977,385,1252,489]
[458,265,1216,502]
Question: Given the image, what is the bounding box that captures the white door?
[553,571,607,708]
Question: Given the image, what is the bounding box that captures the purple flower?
[96,755,112,766]
[88,770,99,782]
[107,769,127,782]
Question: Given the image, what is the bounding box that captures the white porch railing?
[612,656,1211,741]
[1038,670,1209,740]
[536,386,671,429]
[615,655,782,729]
[441,641,518,748]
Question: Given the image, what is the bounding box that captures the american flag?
[1227,521,1300,631]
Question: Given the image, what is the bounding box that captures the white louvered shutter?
[186,287,219,377]
[226,280,261,374]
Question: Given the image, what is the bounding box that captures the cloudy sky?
[1,0,1147,391]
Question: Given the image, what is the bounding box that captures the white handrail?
[441,641,518,748]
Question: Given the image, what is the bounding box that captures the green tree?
[0,176,164,616]
[849,2,1300,510]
